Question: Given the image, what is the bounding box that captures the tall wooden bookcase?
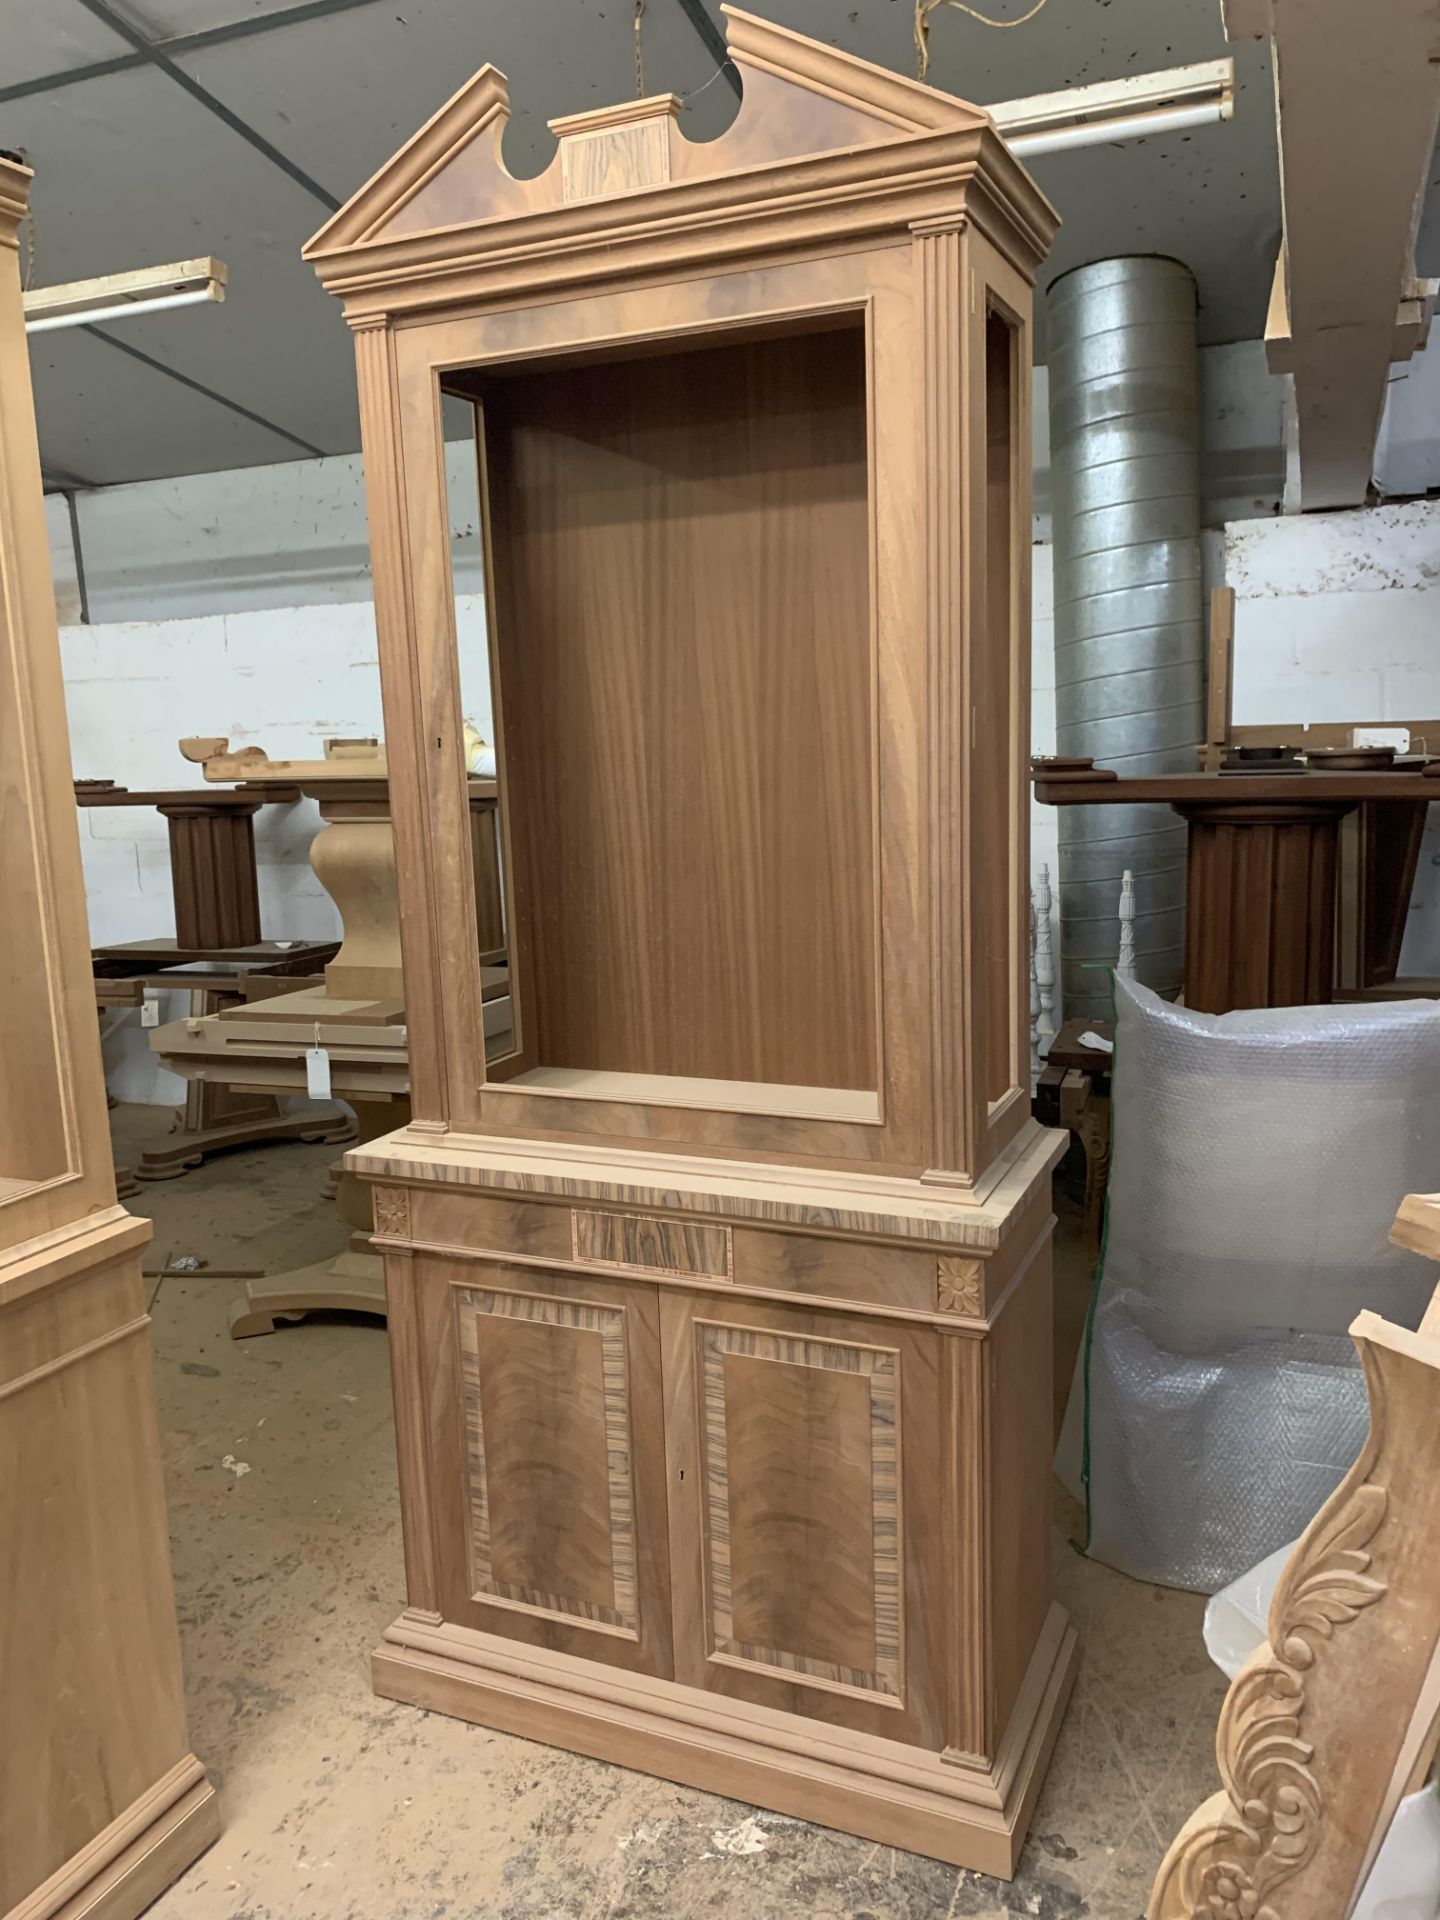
[0,155,217,1918]
[308,10,1070,1874]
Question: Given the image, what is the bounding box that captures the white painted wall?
[1225,498,1440,974]
[63,426,495,1104]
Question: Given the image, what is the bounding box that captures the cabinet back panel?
[484,326,876,1092]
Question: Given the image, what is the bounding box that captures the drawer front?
[731,1227,937,1313]
[393,1183,958,1315]
[571,1206,732,1279]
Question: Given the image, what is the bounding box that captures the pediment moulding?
[304,6,1056,313]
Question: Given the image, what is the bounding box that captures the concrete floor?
[111,1103,1227,1920]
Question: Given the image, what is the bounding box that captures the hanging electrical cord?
[634,0,647,98]
[914,0,1052,81]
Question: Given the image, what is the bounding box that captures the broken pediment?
[304,6,991,259]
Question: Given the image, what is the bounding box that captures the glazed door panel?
[418,1257,673,1676]
[661,1291,946,1746]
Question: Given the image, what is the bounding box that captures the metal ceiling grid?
[4,0,1284,489]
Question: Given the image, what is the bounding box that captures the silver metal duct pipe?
[1047,256,1204,1020]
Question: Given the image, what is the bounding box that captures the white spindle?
[1034,863,1056,1062]
[1117,868,1137,982]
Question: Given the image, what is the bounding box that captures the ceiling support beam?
[1225,0,1440,510]
[672,0,742,97]
[72,0,341,209]
[80,325,326,459]
[0,0,390,108]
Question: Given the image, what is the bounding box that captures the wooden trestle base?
[228,1245,385,1338]
[373,1607,1077,1879]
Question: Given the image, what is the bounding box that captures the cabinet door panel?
[459,1289,638,1630]
[664,1293,944,1745]
[418,1256,672,1676]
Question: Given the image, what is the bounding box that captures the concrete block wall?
[1225,497,1440,976]
[68,593,494,1103]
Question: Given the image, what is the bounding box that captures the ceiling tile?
[29,324,307,484]
[175,0,720,196]
[0,0,134,91]
[7,61,361,472]
[110,0,342,34]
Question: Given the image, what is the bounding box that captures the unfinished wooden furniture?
[0,153,217,1920]
[182,738,503,992]
[157,738,507,1332]
[1033,760,1438,1013]
[78,778,355,1172]
[155,972,509,1336]
[93,941,351,1178]
[307,9,1069,1875]
[1035,1020,1112,1243]
[1200,692,1440,996]
[1149,1189,1440,1919]
[75,779,301,947]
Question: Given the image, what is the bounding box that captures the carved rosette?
[1148,1482,1389,1919]
[937,1257,984,1316]
[371,1185,411,1240]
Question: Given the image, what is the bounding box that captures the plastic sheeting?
[1057,977,1440,1592]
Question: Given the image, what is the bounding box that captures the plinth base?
[16,1758,219,1920]
[373,1606,1077,1880]
[228,1247,385,1338]
[137,1104,354,1180]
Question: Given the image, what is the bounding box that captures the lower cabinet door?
[661,1290,946,1747]
[421,1256,674,1677]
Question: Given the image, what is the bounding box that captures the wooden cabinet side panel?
[413,1253,675,1676]
[985,1231,1055,1749]
[0,163,115,1240]
[662,1287,947,1748]
[0,1253,194,1911]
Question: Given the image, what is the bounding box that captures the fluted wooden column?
[157,797,263,947]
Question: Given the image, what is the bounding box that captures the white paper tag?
[306,1045,332,1099]
[140,997,159,1028]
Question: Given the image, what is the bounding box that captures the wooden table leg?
[1177,798,1354,1013]
[307,786,404,1000]
[157,799,263,948]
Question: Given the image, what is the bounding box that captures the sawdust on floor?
[108,1102,1224,1920]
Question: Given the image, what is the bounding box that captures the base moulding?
[9,1756,219,1920]
[373,1607,1078,1879]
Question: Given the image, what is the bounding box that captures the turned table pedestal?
[154,748,507,1334]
